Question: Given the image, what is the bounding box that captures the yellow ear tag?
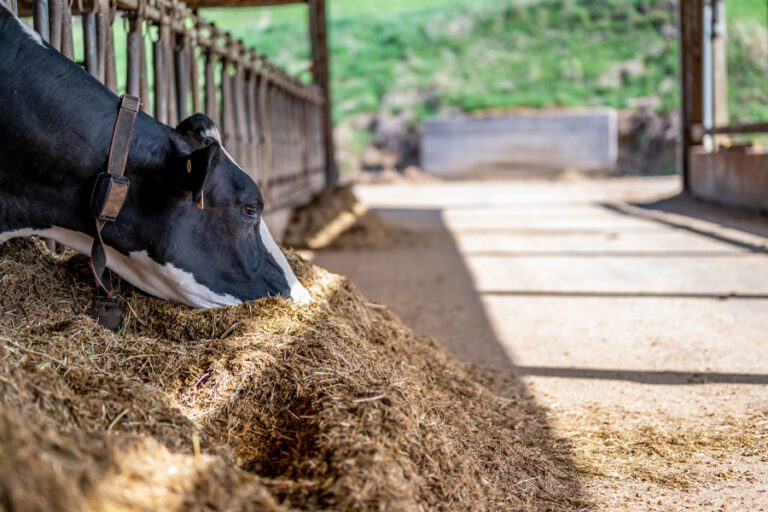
[186,159,192,174]
[196,192,205,210]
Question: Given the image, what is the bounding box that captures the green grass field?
[45,0,767,131]
[200,0,767,128]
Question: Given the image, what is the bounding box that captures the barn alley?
[308,175,768,510]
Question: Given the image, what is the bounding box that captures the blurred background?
[197,0,768,176]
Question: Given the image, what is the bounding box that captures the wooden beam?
[678,0,703,192]
[308,0,336,186]
[19,0,304,9]
[184,0,305,7]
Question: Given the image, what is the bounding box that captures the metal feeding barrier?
[11,0,331,212]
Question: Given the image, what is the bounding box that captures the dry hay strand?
[558,408,768,491]
[0,238,586,511]
[283,185,411,250]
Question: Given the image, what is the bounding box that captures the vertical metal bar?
[95,0,108,83]
[105,8,117,91]
[9,0,18,16]
[48,0,62,51]
[190,40,201,113]
[34,0,50,42]
[204,47,219,125]
[84,13,98,78]
[166,34,177,125]
[258,70,272,194]
[175,34,190,121]
[300,95,308,184]
[140,31,150,112]
[245,70,258,180]
[161,18,177,125]
[276,88,284,196]
[61,0,74,59]
[153,36,168,124]
[240,67,250,173]
[220,57,234,153]
[232,58,246,165]
[127,14,143,97]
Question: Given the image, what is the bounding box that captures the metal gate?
[10,0,331,212]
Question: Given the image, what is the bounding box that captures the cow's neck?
[0,7,175,239]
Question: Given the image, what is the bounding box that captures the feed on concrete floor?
[283,185,411,250]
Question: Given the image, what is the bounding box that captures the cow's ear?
[176,143,220,207]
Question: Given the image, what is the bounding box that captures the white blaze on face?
[259,221,312,304]
[203,125,311,305]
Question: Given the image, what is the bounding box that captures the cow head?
[0,8,310,309]
[75,113,312,308]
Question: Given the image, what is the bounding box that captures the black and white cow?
[0,5,311,307]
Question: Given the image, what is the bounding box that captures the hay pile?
[0,238,584,511]
[283,186,410,250]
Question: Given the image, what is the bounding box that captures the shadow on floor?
[312,208,513,372]
[601,194,768,255]
[309,207,591,508]
[636,193,768,239]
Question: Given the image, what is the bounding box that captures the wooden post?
[678,0,704,191]
[711,0,729,146]
[308,0,336,186]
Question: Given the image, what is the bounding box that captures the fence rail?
[12,0,328,211]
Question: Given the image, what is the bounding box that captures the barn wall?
[420,109,618,175]
[690,148,768,212]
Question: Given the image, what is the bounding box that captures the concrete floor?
[307,176,768,511]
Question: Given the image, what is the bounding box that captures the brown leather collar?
[88,94,142,330]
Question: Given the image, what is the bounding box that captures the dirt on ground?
[0,237,587,511]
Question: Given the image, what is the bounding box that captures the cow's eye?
[241,203,261,220]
